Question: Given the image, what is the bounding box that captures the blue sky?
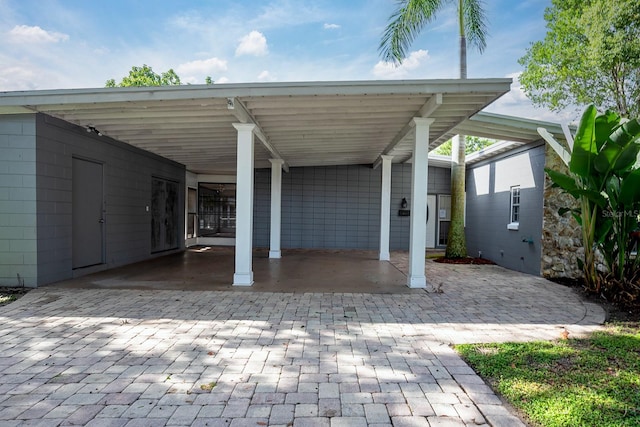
[0,0,574,121]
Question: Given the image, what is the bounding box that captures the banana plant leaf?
[609,119,640,147]
[545,168,577,192]
[594,110,621,150]
[620,168,640,206]
[595,217,614,245]
[571,105,598,178]
[595,140,640,175]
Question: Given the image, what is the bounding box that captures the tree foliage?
[106,64,182,87]
[379,0,488,69]
[105,64,215,87]
[433,136,496,155]
[519,0,640,118]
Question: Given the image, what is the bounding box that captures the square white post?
[407,118,434,288]
[269,159,284,259]
[232,123,256,286]
[379,155,393,261]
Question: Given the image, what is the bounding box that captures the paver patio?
[0,251,605,426]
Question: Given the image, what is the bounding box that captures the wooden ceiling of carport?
[0,80,513,174]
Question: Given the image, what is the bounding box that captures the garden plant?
[539,105,640,303]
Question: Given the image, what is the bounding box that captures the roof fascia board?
[0,79,511,107]
[432,110,571,148]
[467,140,543,168]
[0,106,36,114]
[470,111,566,134]
[465,140,522,163]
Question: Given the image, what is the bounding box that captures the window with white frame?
[508,185,521,230]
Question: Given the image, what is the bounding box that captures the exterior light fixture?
[399,197,410,216]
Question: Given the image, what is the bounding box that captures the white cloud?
[0,64,57,91]
[177,57,228,75]
[8,25,69,43]
[257,70,276,82]
[236,30,269,57]
[323,23,340,30]
[216,76,230,84]
[372,50,429,78]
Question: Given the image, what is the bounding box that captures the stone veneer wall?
[541,144,584,279]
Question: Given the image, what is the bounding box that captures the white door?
[426,195,436,248]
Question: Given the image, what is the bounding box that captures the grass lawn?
[456,323,640,427]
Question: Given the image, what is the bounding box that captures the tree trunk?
[445,31,468,258]
[460,35,467,79]
[446,134,467,258]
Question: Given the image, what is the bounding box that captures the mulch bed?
[433,256,496,265]
[549,277,640,323]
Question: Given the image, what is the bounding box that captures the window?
[438,194,451,245]
[187,187,197,238]
[198,183,236,237]
[508,186,520,230]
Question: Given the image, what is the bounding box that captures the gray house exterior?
[0,110,452,287]
[8,79,582,288]
[1,113,185,287]
[465,143,546,276]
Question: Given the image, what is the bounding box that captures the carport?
[0,79,512,287]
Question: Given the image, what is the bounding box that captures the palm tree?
[379,0,488,258]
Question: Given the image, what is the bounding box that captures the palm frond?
[463,0,488,53]
[379,0,446,64]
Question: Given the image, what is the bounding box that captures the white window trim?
[508,185,521,230]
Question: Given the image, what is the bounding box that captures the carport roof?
[0,79,512,174]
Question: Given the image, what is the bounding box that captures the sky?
[0,0,577,122]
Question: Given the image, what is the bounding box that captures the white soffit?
[0,79,511,174]
[440,110,568,146]
[452,111,569,165]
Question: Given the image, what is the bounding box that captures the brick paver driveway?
[0,259,605,426]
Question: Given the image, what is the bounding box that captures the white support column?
[232,123,256,286]
[379,155,393,261]
[407,118,435,288]
[269,159,284,259]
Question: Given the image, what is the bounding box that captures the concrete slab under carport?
[48,247,418,294]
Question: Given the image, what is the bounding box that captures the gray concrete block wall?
[390,164,412,250]
[254,163,451,251]
[254,165,380,249]
[465,144,545,275]
[35,114,185,285]
[390,164,451,250]
[0,114,38,287]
